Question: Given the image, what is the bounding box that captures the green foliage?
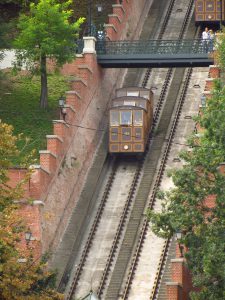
[0,10,21,51]
[0,71,69,164]
[216,29,225,70]
[0,0,24,4]
[72,0,113,34]
[14,0,84,68]
[0,120,63,299]
[13,0,84,108]
[147,81,225,299]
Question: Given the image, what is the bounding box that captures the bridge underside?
[97,54,214,68]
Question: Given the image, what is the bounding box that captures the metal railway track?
[122,6,199,300]
[142,0,176,87]
[103,2,196,300]
[150,67,194,300]
[65,158,119,299]
[103,66,192,300]
[65,1,195,299]
[150,31,202,300]
[123,66,194,300]
[67,0,177,296]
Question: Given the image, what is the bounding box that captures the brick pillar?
[104,24,118,40]
[78,65,93,83]
[112,4,125,21]
[209,65,220,78]
[217,162,225,174]
[108,14,122,33]
[205,78,214,91]
[29,165,50,199]
[65,91,81,111]
[203,194,216,208]
[18,203,42,260]
[39,150,57,174]
[171,258,185,283]
[46,135,63,158]
[69,78,87,99]
[83,53,98,76]
[166,282,183,300]
[170,258,191,300]
[203,91,212,101]
[53,120,67,141]
[63,105,76,125]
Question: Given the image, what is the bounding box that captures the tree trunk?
[40,54,48,109]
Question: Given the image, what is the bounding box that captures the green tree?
[0,120,63,299]
[14,0,84,109]
[147,81,225,299]
[216,30,225,70]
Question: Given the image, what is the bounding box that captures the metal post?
[88,0,92,36]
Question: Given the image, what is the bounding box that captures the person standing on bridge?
[209,29,215,52]
[202,27,210,53]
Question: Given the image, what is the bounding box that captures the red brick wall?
[209,65,220,78]
[8,0,148,256]
[167,284,183,300]
[17,204,42,259]
[8,168,30,197]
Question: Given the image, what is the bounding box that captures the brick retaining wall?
[8,0,149,257]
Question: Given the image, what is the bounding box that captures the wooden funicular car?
[109,87,154,154]
[195,0,225,25]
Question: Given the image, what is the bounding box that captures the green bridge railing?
[95,39,214,55]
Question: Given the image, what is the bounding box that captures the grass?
[0,71,69,165]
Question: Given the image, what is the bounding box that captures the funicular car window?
[110,110,119,126]
[134,110,143,126]
[120,111,132,125]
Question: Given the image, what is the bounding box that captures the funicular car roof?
[115,86,150,92]
[111,96,150,107]
[109,105,147,112]
[115,87,152,98]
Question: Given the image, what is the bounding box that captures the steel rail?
[142,0,194,89]
[94,0,178,296]
[149,66,194,300]
[98,1,195,297]
[95,70,172,297]
[66,160,119,299]
[121,1,195,299]
[142,0,176,87]
[65,0,195,299]
[96,159,142,297]
[121,67,194,300]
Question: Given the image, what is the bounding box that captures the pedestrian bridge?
[94,39,214,68]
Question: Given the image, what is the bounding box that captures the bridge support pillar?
[83,36,96,54]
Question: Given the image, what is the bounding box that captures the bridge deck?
[95,39,214,68]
